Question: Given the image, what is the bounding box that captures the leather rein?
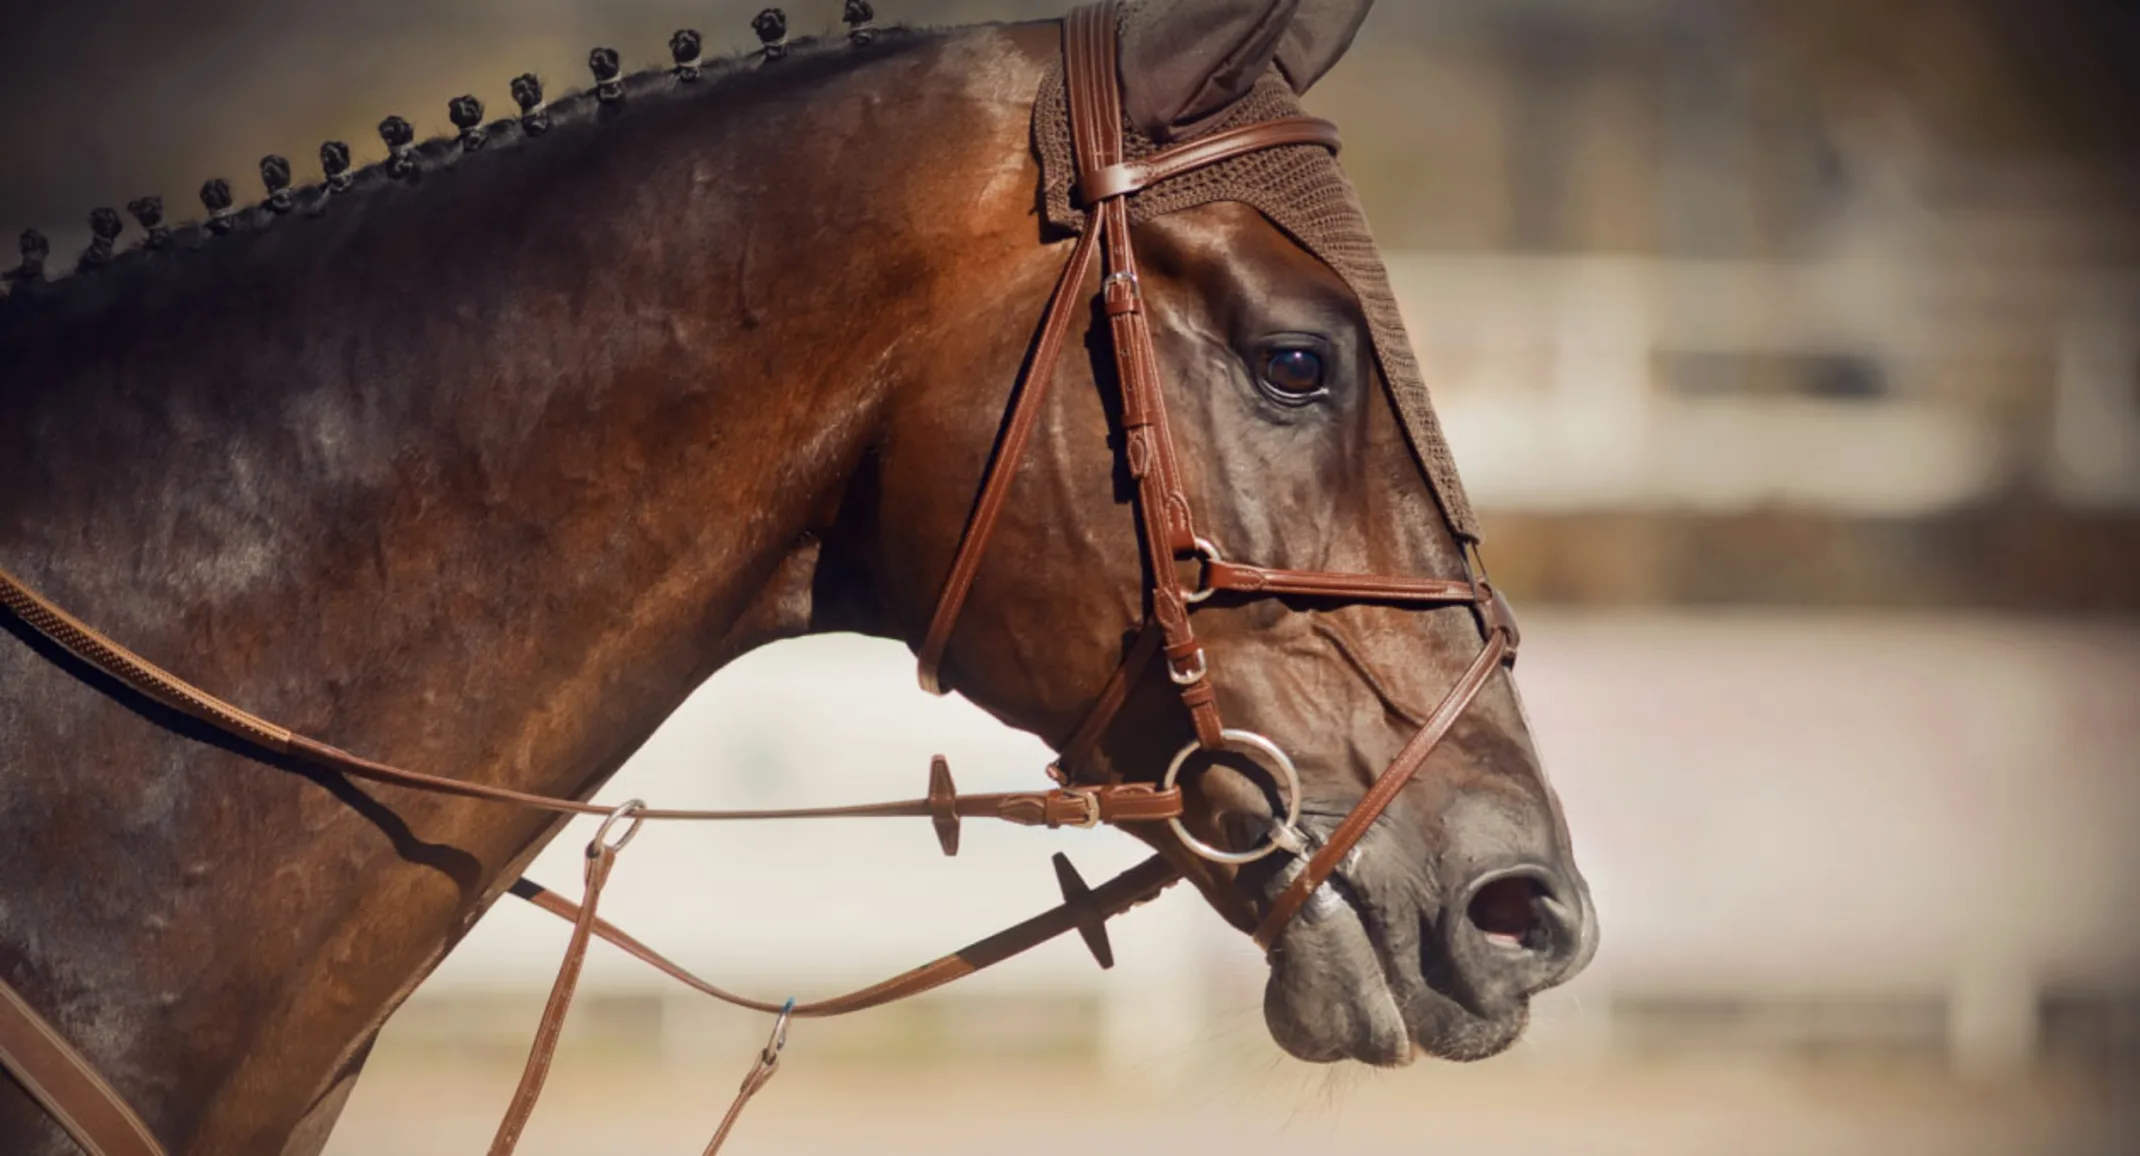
[0,6,1515,1154]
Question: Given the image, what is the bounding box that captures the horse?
[0,1,1597,1152]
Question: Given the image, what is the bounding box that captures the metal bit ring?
[1161,729,1305,864]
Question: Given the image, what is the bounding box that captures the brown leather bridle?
[918,1,1519,952]
[0,6,1515,1153]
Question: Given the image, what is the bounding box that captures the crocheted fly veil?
[1033,31,1479,540]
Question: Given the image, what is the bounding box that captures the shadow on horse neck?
[0,22,1075,1153]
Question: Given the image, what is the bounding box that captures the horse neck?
[0,32,1036,806]
[0,26,1054,1150]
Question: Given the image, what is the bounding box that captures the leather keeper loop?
[1476,583,1521,659]
[1081,162,1143,204]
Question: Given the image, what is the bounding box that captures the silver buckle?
[1056,787,1103,829]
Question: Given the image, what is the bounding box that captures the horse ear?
[1119,0,1372,142]
[1273,0,1374,95]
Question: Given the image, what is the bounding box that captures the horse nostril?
[1467,875,1548,950]
[1440,864,1595,1015]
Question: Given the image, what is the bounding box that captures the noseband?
[919,2,1520,951]
[0,5,1516,1153]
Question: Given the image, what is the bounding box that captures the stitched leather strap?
[1078,117,1341,204]
[1253,619,1514,950]
[682,855,1179,1153]
[1201,561,1480,604]
[488,840,620,1156]
[0,980,165,1156]
[221,813,1169,1156]
[1072,3,1231,749]
[915,221,1103,697]
[0,559,293,752]
[699,1026,784,1156]
[509,854,1180,1019]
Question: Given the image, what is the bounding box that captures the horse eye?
[1260,348,1327,399]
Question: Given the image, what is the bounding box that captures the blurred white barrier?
[1387,255,2140,513]
[2051,304,2140,507]
[415,614,2140,1072]
[1515,611,2140,1071]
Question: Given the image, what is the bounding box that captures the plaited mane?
[0,4,892,326]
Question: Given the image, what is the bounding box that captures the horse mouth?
[1258,858,1532,1067]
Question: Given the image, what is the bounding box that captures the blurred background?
[4,1,2138,1153]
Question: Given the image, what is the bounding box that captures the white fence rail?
[1387,255,2140,512]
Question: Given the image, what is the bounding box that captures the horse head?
[847,0,1599,1066]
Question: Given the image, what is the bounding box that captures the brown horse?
[0,1,1595,1151]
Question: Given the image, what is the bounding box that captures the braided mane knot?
[754,9,789,60]
[670,30,703,81]
[260,155,294,213]
[379,116,418,180]
[79,208,123,269]
[449,95,488,151]
[589,47,625,104]
[200,179,235,233]
[320,140,354,193]
[127,197,170,249]
[510,73,550,136]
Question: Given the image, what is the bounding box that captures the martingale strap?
[0,558,1184,1155]
[0,981,162,1156]
[507,852,1180,1019]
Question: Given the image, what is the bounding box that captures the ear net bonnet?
[1031,5,1479,538]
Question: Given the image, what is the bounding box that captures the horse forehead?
[1151,203,1358,309]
